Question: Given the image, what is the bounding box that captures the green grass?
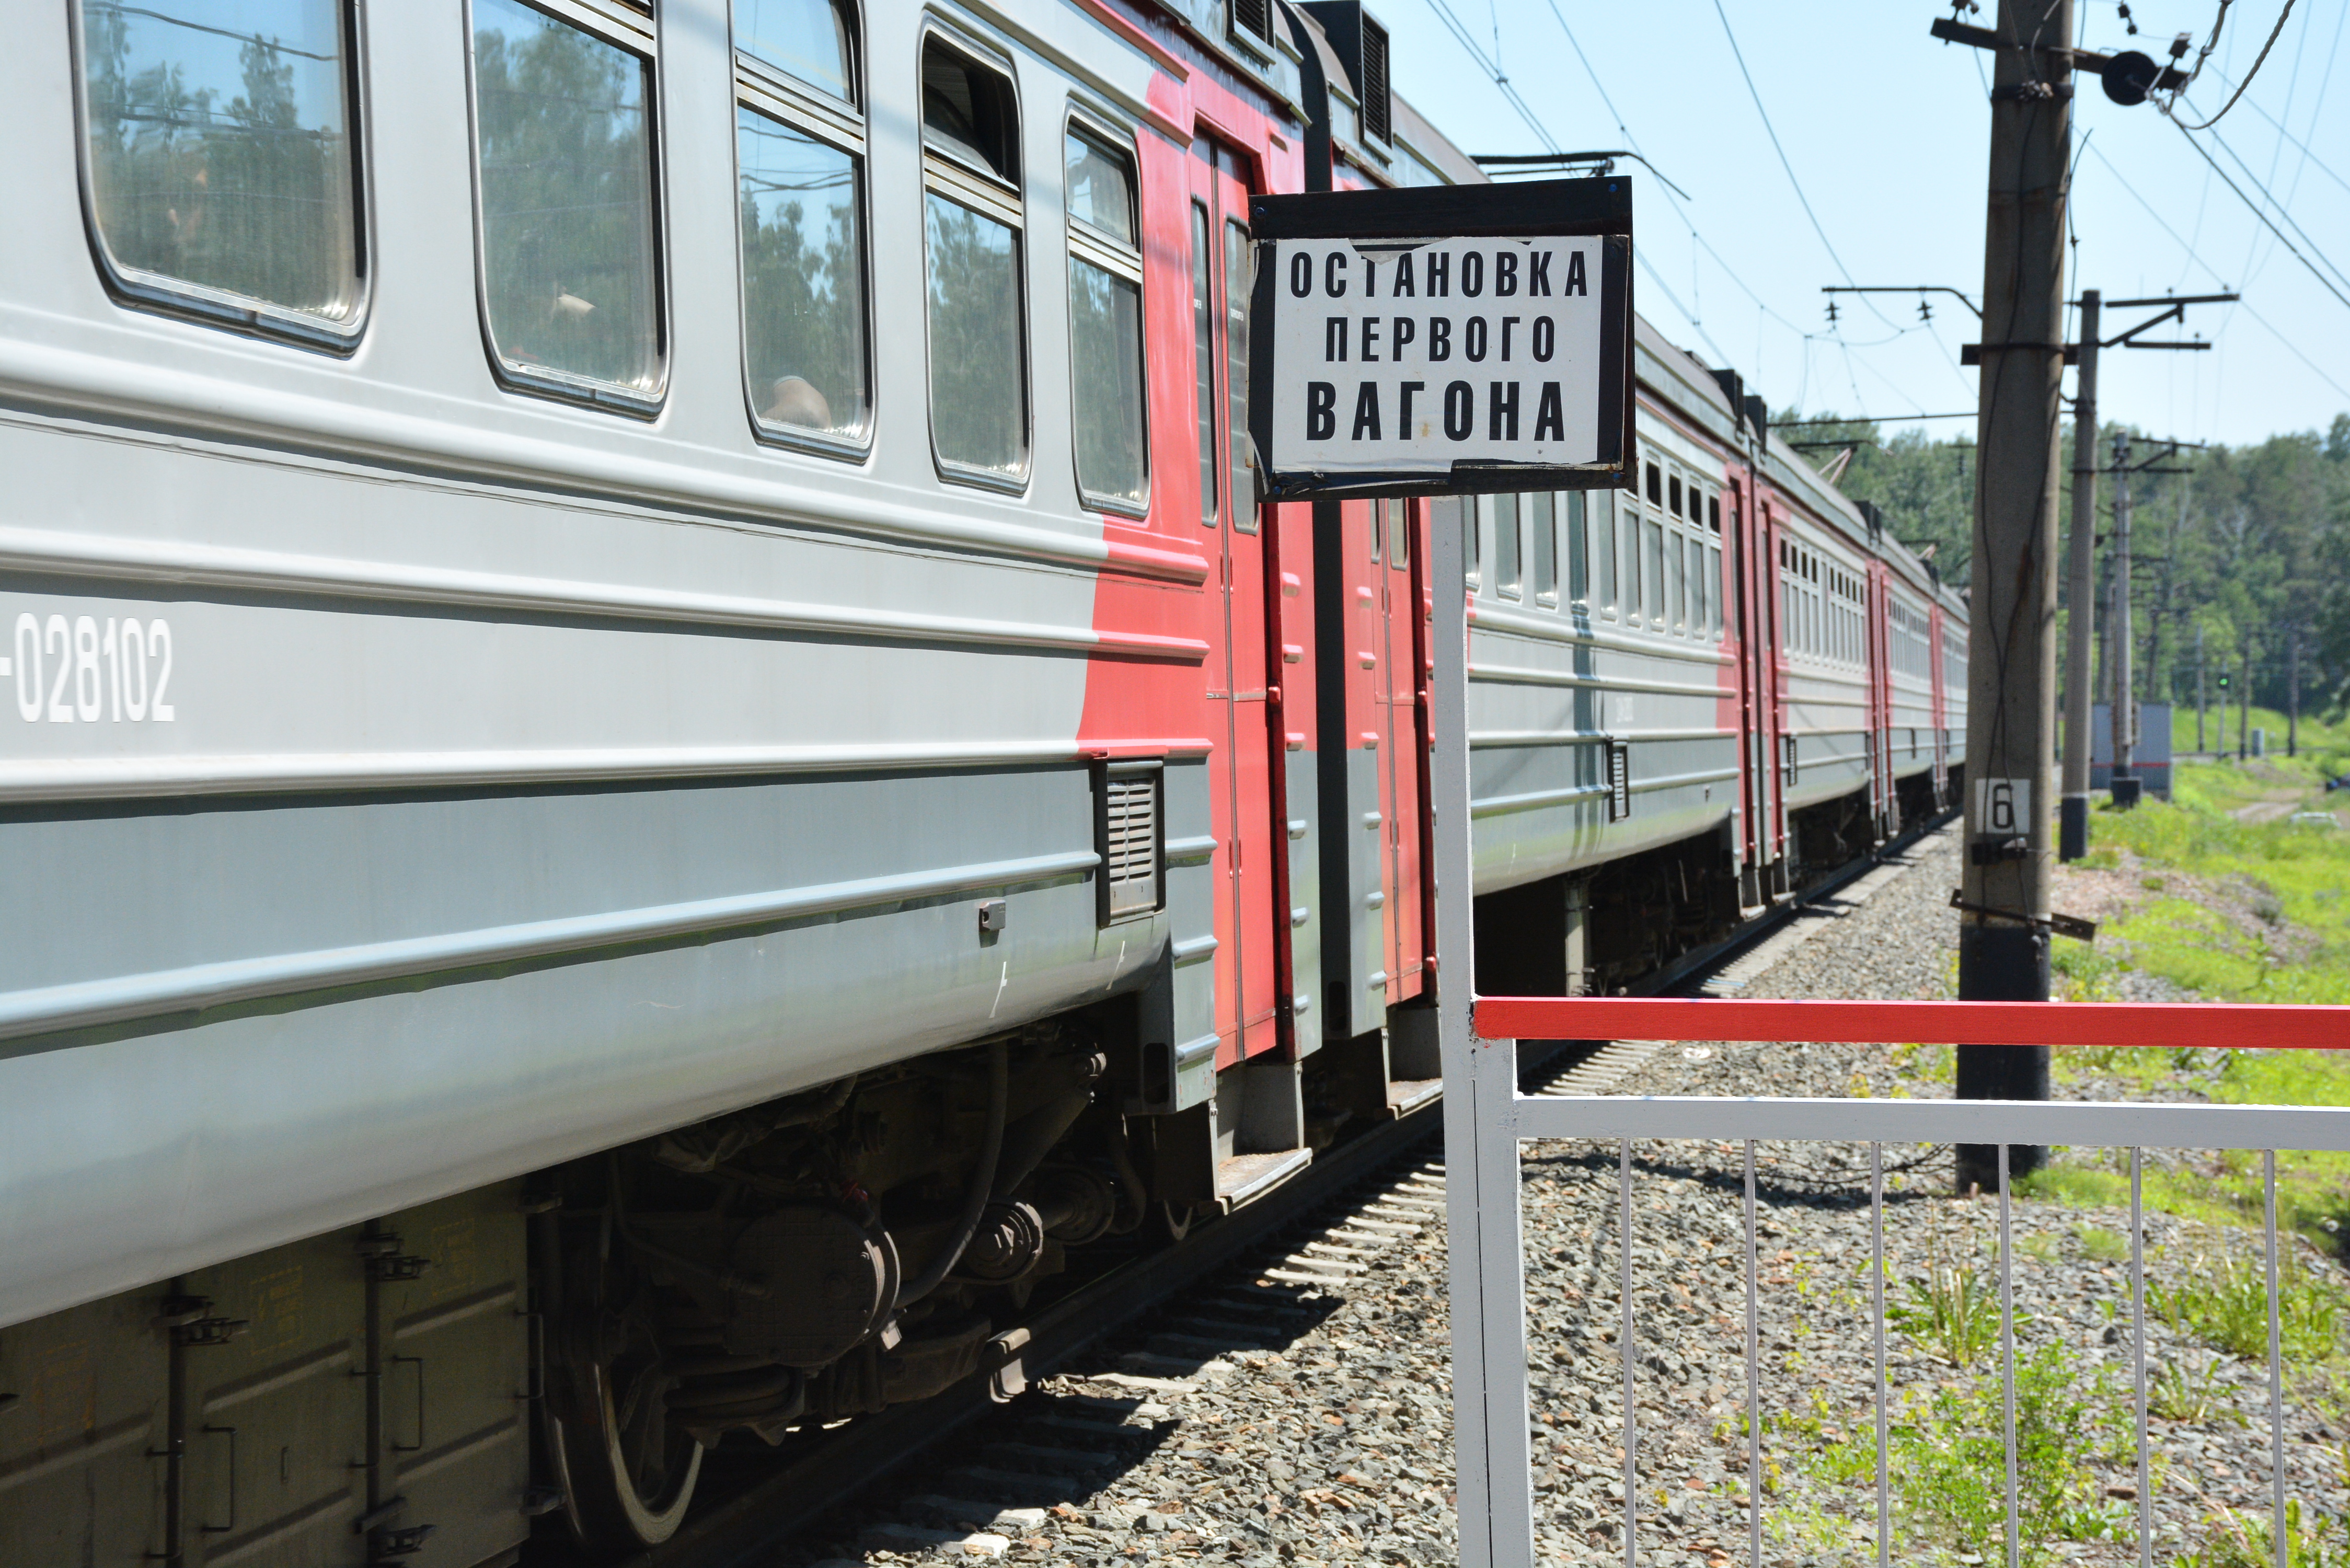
[2177,1499,2350,1568]
[1773,1342,2132,1567]
[2031,754,2350,1251]
[2079,765,2350,1006]
[2150,1238,2348,1363]
[2170,702,2350,766]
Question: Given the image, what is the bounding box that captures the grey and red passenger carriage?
[0,1,1964,1560]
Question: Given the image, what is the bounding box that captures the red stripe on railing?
[1470,996,2350,1051]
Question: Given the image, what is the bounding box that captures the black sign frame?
[1246,177,1633,501]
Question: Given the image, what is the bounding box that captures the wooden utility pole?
[1953,0,2072,1192]
[2059,292,2099,860]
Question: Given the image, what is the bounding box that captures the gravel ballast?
[785,825,2349,1567]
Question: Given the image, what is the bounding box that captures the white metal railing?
[1439,1067,2350,1567]
[1424,504,2350,1567]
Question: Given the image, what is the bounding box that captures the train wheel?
[548,1308,704,1548]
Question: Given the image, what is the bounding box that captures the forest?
[1781,409,2350,733]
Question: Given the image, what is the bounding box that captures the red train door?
[1375,500,1424,1002]
[1191,139,1280,1066]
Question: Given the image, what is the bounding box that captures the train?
[0,0,1967,1562]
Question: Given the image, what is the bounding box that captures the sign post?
[1245,177,1631,1568]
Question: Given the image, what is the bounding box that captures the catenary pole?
[2239,639,2253,759]
[2196,622,2206,754]
[2110,430,2138,807]
[1955,0,2071,1193]
[2058,291,2099,859]
[2289,627,2300,758]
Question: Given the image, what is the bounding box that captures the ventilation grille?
[1606,742,1631,821]
[1359,17,1391,143]
[1231,0,1272,44]
[1100,768,1161,921]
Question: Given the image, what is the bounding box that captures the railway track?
[583,816,1954,1568]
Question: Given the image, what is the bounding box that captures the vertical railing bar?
[2266,1149,2284,1568]
[1998,1143,2018,1568]
[1620,1137,1637,1568]
[2132,1147,2150,1568]
[1872,1140,1890,1568]
[1745,1138,1761,1568]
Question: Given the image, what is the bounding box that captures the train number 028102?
[8,613,177,724]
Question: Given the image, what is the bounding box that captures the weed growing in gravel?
[1770,1345,2130,1567]
[1885,1345,2130,1566]
[2018,1163,2131,1206]
[2176,1498,2350,1568]
[2149,1352,2244,1425]
[2077,1224,2130,1263]
[1888,1251,2005,1367]
[2054,939,2128,1001]
[2152,1242,2347,1363]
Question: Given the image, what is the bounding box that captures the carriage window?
[1692,539,1710,638]
[923,38,1026,481]
[735,0,867,444]
[472,0,661,399]
[1668,475,1683,517]
[1224,219,1253,529]
[734,0,854,102]
[1492,494,1522,599]
[1531,493,1558,606]
[1596,493,1617,615]
[1190,204,1217,524]
[1370,499,1385,563]
[737,114,868,441]
[1643,518,1665,628]
[1566,492,1589,611]
[1665,531,1685,633]
[76,0,363,339]
[1620,504,1642,624]
[1392,499,1411,570]
[1066,127,1147,511]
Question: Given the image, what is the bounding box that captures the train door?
[1927,602,1949,800]
[1729,477,1778,899]
[1753,497,1791,888]
[1191,139,1280,1066]
[1375,499,1425,1002]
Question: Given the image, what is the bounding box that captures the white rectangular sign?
[1973,776,2034,837]
[1264,235,1610,478]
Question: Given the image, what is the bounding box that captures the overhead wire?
[2081,139,2350,400]
[2199,121,2350,297]
[2168,0,2298,129]
[1529,0,1966,405]
[2163,111,2350,312]
[1706,0,1883,319]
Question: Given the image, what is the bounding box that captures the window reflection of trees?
[738,109,866,439]
[79,0,356,320]
[473,0,659,392]
[926,195,1024,477]
[1069,259,1145,505]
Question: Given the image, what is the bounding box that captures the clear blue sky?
[1382,0,2350,448]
